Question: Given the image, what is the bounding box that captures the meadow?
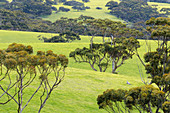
[0,30,162,113]
[42,0,170,22]
[42,0,125,22]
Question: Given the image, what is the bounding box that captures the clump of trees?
[160,8,170,15]
[149,0,170,3]
[97,17,170,113]
[82,0,90,2]
[0,43,68,113]
[0,0,8,7]
[3,0,52,16]
[0,9,147,40]
[42,31,81,43]
[64,0,89,11]
[0,9,52,32]
[64,1,84,6]
[106,0,166,23]
[70,19,142,73]
[59,7,70,12]
[69,37,140,73]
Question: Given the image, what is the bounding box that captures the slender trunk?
[112,60,116,73]
[19,75,23,113]
[99,66,102,72]
[156,107,160,113]
[18,69,23,113]
[91,65,97,71]
[103,36,105,43]
[148,103,153,113]
[0,63,2,75]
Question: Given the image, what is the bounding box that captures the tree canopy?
[0,43,68,113]
[106,0,166,23]
[42,31,81,43]
[97,17,170,113]
[70,37,140,73]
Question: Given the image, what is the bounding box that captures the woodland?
[0,0,169,113]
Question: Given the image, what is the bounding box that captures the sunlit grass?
[0,30,169,113]
[42,0,124,22]
[42,0,170,23]
[148,2,170,13]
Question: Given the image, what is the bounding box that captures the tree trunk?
[103,36,105,43]
[148,103,153,113]
[112,60,116,73]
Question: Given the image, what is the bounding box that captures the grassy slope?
[0,30,164,112]
[42,0,170,22]
[42,0,124,22]
[148,2,170,12]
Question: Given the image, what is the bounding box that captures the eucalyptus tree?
[97,17,170,113]
[0,43,68,113]
[74,19,142,73]
[69,37,140,73]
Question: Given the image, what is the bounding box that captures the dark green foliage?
[64,1,84,6]
[0,43,68,112]
[96,7,102,10]
[82,0,89,2]
[46,0,55,5]
[52,17,93,35]
[106,0,166,23]
[78,15,94,20]
[160,8,170,15]
[43,32,80,43]
[59,7,70,12]
[4,0,52,16]
[0,9,52,32]
[105,1,118,10]
[59,0,67,3]
[72,6,86,11]
[0,0,8,2]
[0,11,144,38]
[150,0,170,3]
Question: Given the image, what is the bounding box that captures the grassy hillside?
[148,2,170,17]
[0,30,159,78]
[0,30,167,113]
[42,0,170,22]
[0,67,144,113]
[42,0,124,22]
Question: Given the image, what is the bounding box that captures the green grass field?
[42,0,125,22]
[0,30,164,113]
[42,0,170,22]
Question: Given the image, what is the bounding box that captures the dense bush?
[0,9,145,39]
[64,1,84,6]
[3,0,52,16]
[43,32,81,43]
[150,0,170,3]
[59,0,67,3]
[0,9,52,31]
[82,0,90,2]
[106,0,166,23]
[96,7,102,10]
[59,7,70,12]
[72,6,86,11]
